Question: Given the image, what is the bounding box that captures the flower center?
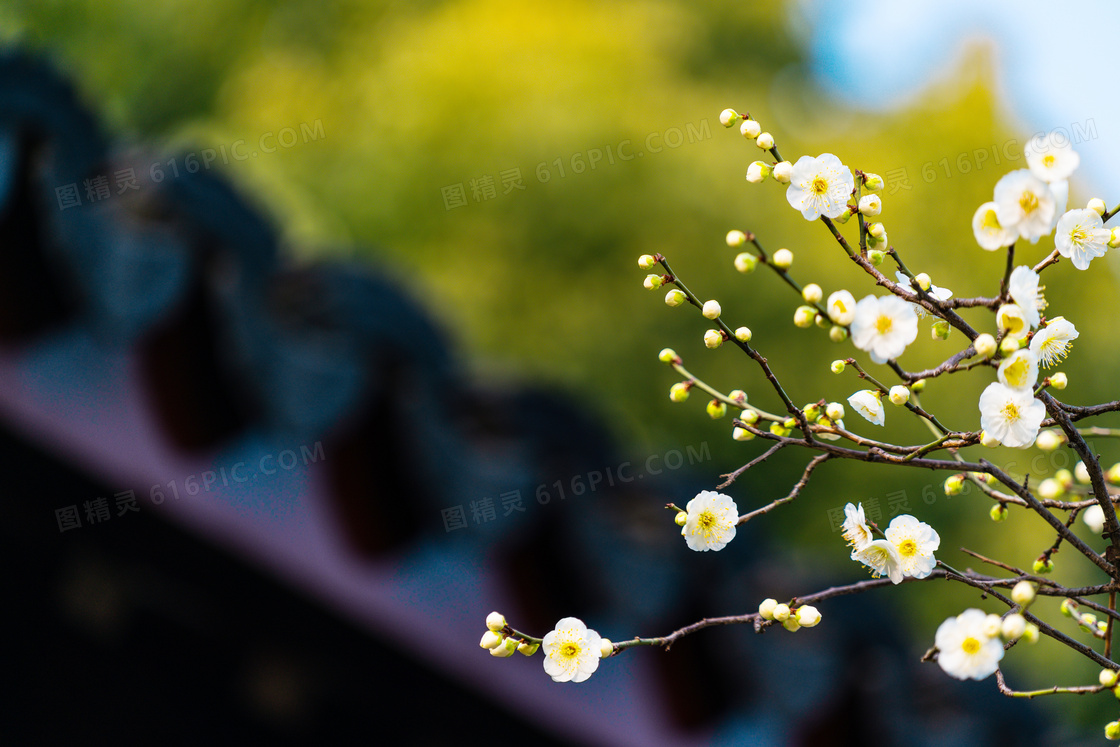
[981,209,1002,230]
[961,637,981,655]
[560,642,581,660]
[1005,358,1029,387]
[811,176,829,195]
[1001,402,1021,423]
[1042,154,1056,168]
[1039,338,1070,366]
[1070,226,1088,246]
[1019,190,1038,215]
[898,539,918,558]
[697,510,716,534]
[875,314,893,334]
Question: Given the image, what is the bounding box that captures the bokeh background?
[5,0,1120,742]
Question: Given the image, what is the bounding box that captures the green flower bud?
[669,382,691,402]
[831,360,846,374]
[518,641,540,656]
[734,252,758,273]
[707,400,727,419]
[664,289,686,307]
[658,348,678,364]
[931,320,950,340]
[911,379,925,392]
[644,274,663,290]
[943,474,964,496]
[990,503,1008,522]
[704,329,724,349]
[732,426,755,441]
[1011,580,1035,606]
[794,306,816,328]
[719,108,741,127]
[674,511,688,526]
[1033,557,1054,575]
[868,249,885,266]
[638,254,657,270]
[829,325,848,342]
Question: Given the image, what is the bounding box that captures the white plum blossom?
[850,295,919,364]
[853,539,903,584]
[1055,208,1111,270]
[997,348,1039,391]
[972,201,1017,250]
[979,382,1046,448]
[1024,133,1080,183]
[934,608,1005,681]
[542,617,602,683]
[848,389,885,426]
[996,303,1029,341]
[785,153,855,220]
[884,514,940,579]
[681,490,738,552]
[1007,266,1045,329]
[993,169,1056,243]
[1029,316,1079,368]
[827,290,857,326]
[841,502,874,551]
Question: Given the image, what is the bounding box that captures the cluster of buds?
[478,611,539,658]
[757,598,821,632]
[1060,598,1110,638]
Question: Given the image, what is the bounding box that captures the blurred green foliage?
[7,0,1119,732]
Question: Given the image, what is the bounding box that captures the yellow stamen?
[961,637,981,655]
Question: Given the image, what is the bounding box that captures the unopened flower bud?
[868,230,888,247]
[910,273,930,292]
[794,306,816,328]
[990,503,1008,522]
[772,248,793,268]
[982,614,1003,638]
[833,207,854,224]
[726,230,747,247]
[732,426,754,441]
[1023,623,1039,643]
[803,403,821,421]
[719,108,741,127]
[1083,504,1106,535]
[831,360,846,374]
[858,194,882,216]
[888,385,910,406]
[704,329,724,349]
[728,389,748,405]
[758,598,778,620]
[486,611,507,632]
[1111,228,1120,249]
[707,400,727,419]
[517,641,539,656]
[734,326,752,342]
[755,132,775,150]
[1102,669,1120,688]
[1001,613,1027,640]
[772,161,792,183]
[867,222,886,239]
[740,118,761,139]
[658,348,678,364]
[867,249,885,266]
[1108,463,1120,485]
[815,313,828,328]
[944,474,964,495]
[769,421,790,437]
[980,430,1000,448]
[491,636,519,657]
[974,333,997,358]
[771,603,790,622]
[669,382,690,402]
[802,283,823,304]
[665,288,686,307]
[1075,461,1091,484]
[826,402,845,421]
[1000,336,1021,355]
[1088,197,1107,215]
[599,639,614,658]
[480,631,504,649]
[734,252,759,273]
[644,274,663,290]
[1035,430,1062,451]
[1107,721,1120,740]
[746,161,772,183]
[738,408,759,425]
[796,605,821,628]
[931,320,950,340]
[1012,580,1036,606]
[699,301,720,320]
[911,379,925,392]
[638,254,656,269]
[782,617,801,632]
[675,511,688,526]
[862,172,885,192]
[1056,469,1074,489]
[1060,598,1077,617]
[1049,372,1067,389]
[1033,557,1054,575]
